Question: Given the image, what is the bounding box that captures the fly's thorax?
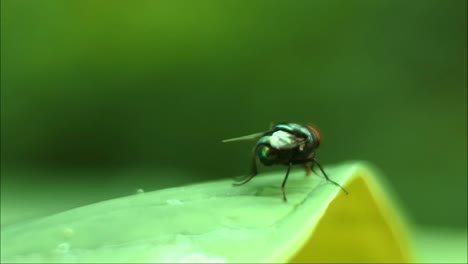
[273,123,311,136]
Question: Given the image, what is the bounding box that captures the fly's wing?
[223,122,279,143]
[221,131,266,143]
[269,130,307,150]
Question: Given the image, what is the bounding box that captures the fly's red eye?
[307,125,321,146]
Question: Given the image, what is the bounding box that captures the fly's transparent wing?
[221,132,266,143]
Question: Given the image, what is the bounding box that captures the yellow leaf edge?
[272,160,418,263]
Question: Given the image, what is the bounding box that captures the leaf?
[0,161,416,263]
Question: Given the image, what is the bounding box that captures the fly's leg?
[303,152,317,176]
[281,162,292,202]
[233,148,258,186]
[303,163,312,176]
[301,158,349,195]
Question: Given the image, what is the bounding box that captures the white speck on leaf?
[54,243,70,254]
[166,199,182,205]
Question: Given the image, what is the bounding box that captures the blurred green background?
[1,0,466,235]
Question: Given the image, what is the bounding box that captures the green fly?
[222,122,348,201]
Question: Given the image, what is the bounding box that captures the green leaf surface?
[1,161,416,263]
